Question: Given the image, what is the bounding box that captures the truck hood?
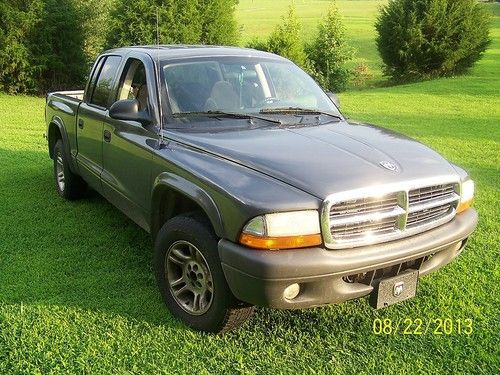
[167,121,458,199]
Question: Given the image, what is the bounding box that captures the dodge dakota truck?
[45,45,478,333]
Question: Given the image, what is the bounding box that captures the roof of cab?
[104,45,285,61]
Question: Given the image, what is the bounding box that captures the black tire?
[154,213,254,333]
[53,139,87,200]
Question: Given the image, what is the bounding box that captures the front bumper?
[218,209,478,309]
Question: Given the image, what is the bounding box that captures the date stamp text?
[372,318,473,335]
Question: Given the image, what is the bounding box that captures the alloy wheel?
[165,240,214,315]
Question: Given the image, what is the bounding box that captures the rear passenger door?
[76,55,122,193]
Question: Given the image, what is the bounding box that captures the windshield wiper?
[260,107,342,120]
[174,110,282,125]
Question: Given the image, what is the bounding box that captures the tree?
[105,0,239,49]
[306,2,354,92]
[171,0,202,44]
[0,1,42,93]
[266,5,307,66]
[0,0,87,94]
[375,0,491,82]
[30,0,87,92]
[198,0,239,45]
[106,0,175,48]
[73,0,115,64]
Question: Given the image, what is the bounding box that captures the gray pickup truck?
[45,45,478,333]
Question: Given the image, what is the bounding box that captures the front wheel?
[154,213,254,333]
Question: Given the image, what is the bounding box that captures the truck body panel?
[45,45,478,314]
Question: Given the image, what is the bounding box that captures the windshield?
[161,57,340,118]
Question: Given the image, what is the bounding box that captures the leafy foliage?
[0,1,43,94]
[30,0,87,92]
[306,2,354,92]
[246,38,270,52]
[106,0,175,47]
[0,0,239,94]
[199,0,239,45]
[375,0,491,82]
[0,0,87,94]
[73,0,115,64]
[247,3,354,92]
[265,5,307,66]
[105,0,239,48]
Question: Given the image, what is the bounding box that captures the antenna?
[155,8,164,146]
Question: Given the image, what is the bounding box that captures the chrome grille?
[407,203,452,228]
[409,184,456,205]
[330,194,399,217]
[322,179,460,249]
[330,216,398,239]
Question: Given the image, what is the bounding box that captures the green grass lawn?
[1,3,499,374]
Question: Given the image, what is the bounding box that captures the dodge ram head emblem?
[393,282,404,297]
[380,160,398,171]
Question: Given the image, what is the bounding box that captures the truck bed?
[45,90,85,167]
[51,90,85,101]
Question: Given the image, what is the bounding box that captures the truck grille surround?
[321,179,461,249]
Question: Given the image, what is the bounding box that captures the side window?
[90,55,122,108]
[84,57,105,103]
[117,59,149,111]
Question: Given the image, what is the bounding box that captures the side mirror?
[326,92,340,108]
[109,99,151,125]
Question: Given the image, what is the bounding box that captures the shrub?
[106,0,177,48]
[198,0,239,45]
[73,0,114,64]
[306,2,354,92]
[246,38,270,52]
[375,0,491,82]
[351,63,374,87]
[266,5,307,67]
[0,0,87,94]
[105,0,239,49]
[29,0,87,92]
[0,1,41,94]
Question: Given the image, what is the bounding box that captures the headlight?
[457,179,474,213]
[239,210,322,250]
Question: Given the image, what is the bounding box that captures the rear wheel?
[53,139,86,200]
[154,213,254,333]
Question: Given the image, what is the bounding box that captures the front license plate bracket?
[369,269,419,309]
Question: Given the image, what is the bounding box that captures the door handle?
[103,129,111,142]
[78,119,84,129]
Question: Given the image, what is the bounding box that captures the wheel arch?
[47,117,79,174]
[151,172,225,240]
[47,120,63,159]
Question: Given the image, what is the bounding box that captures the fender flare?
[150,172,225,238]
[47,117,78,174]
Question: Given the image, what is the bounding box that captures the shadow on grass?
[0,147,363,334]
[0,148,168,324]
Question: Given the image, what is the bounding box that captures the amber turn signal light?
[456,199,472,214]
[239,233,322,250]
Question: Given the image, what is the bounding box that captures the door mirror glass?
[109,99,151,125]
[326,92,340,108]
